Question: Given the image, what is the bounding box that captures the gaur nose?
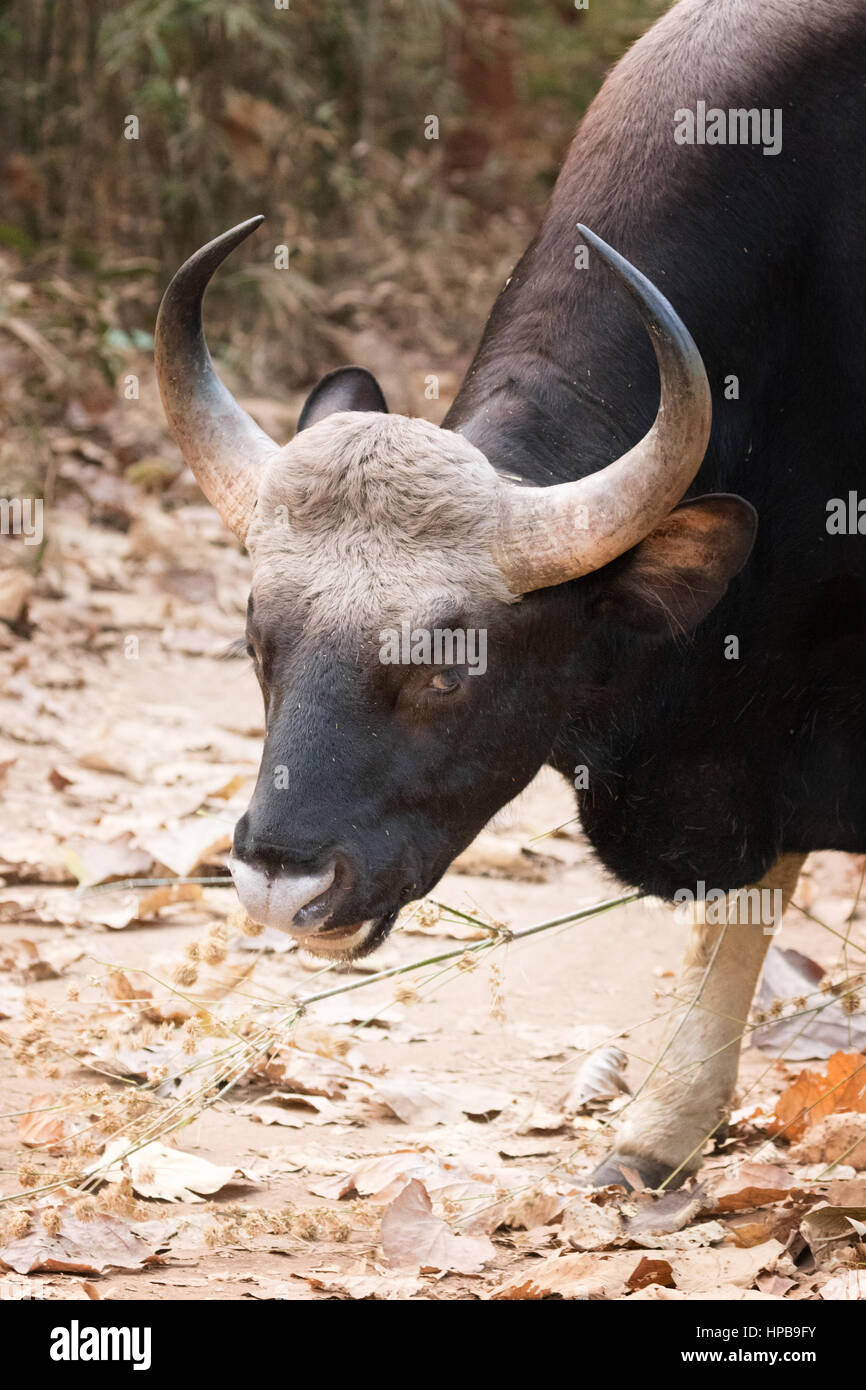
[228,852,338,931]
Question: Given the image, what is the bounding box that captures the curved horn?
[493,225,712,593]
[155,216,278,542]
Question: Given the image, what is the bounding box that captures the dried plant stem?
[0,890,641,1209]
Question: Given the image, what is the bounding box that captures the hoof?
[589,1151,689,1192]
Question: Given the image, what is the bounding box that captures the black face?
[231,585,581,954]
[229,368,756,957]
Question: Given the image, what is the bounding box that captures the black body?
[442,0,866,897]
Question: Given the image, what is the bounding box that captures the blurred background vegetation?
[0,0,665,500]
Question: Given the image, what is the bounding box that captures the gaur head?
[155,217,756,958]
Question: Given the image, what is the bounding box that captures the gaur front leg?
[591,853,806,1190]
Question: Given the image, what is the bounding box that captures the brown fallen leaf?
[0,1203,156,1275]
[627,1256,675,1291]
[820,1268,866,1299]
[559,1196,624,1251]
[299,1266,424,1300]
[0,936,80,983]
[491,1239,781,1300]
[380,1179,496,1275]
[17,1094,83,1155]
[0,830,71,884]
[800,1204,866,1259]
[136,882,204,918]
[517,1103,569,1136]
[790,1112,866,1170]
[241,1091,342,1128]
[0,568,32,625]
[309,1149,439,1201]
[770,1052,866,1140]
[373,1073,508,1127]
[137,821,231,878]
[250,1046,355,1098]
[710,1161,804,1213]
[626,1182,710,1236]
[754,946,866,1060]
[63,834,154,888]
[725,1209,787,1249]
[85,1036,223,1096]
[755,1271,797,1297]
[490,1251,632,1300]
[310,1149,518,1236]
[94,1139,249,1202]
[501,1187,567,1231]
[826,1177,866,1205]
[630,1284,784,1302]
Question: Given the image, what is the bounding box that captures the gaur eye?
[427,668,462,694]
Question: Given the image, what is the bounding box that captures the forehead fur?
[246,412,515,631]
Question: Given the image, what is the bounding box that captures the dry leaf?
[755,1271,797,1296]
[517,1103,568,1135]
[300,1267,424,1300]
[86,1036,222,1097]
[94,1139,248,1202]
[710,1162,804,1213]
[800,1204,866,1256]
[490,1250,632,1300]
[380,1179,496,1275]
[754,946,866,1060]
[250,1047,355,1098]
[490,1239,781,1300]
[374,1074,507,1127]
[136,882,204,918]
[820,1268,866,1299]
[559,1196,623,1251]
[629,1283,784,1302]
[790,1112,866,1170]
[308,1149,438,1201]
[501,1187,566,1231]
[0,1203,155,1275]
[17,1094,81,1154]
[242,1091,342,1127]
[626,1182,710,1237]
[63,835,153,888]
[105,971,151,1002]
[770,1052,866,1140]
[725,1210,786,1248]
[0,830,70,884]
[137,821,231,877]
[627,1255,675,1291]
[309,1150,513,1236]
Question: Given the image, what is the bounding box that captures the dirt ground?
[1,486,866,1302]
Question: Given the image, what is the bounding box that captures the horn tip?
[235,214,265,237]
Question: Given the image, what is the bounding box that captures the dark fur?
[444,0,866,897]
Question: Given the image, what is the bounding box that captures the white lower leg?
[609,854,806,1182]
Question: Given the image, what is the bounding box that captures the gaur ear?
[595,494,757,635]
[296,366,388,431]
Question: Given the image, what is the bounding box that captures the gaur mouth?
[293,909,400,961]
